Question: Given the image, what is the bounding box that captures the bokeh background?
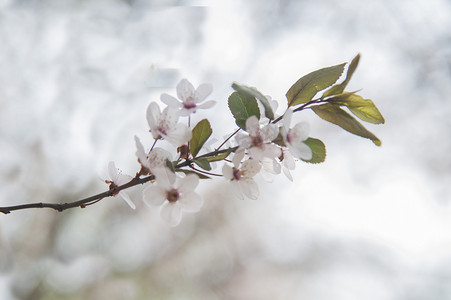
[1,0,451,299]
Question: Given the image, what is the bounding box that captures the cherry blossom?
[142,171,203,226]
[160,78,215,116]
[146,102,192,147]
[105,161,136,209]
[222,150,261,200]
[236,115,281,161]
[281,109,312,160]
[134,136,172,175]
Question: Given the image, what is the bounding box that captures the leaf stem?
[189,164,223,177]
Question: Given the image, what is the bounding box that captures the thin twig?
[0,175,155,214]
[215,128,240,151]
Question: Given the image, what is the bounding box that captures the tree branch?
[0,175,155,214]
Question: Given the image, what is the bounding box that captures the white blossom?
[222,150,261,200]
[236,115,281,161]
[281,108,312,160]
[134,136,172,175]
[105,161,136,209]
[146,102,192,147]
[143,171,203,227]
[161,78,215,116]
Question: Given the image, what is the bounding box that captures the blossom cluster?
[106,78,313,226]
[0,55,382,217]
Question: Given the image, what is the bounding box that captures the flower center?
[157,120,169,136]
[286,132,293,144]
[183,99,197,110]
[252,135,264,147]
[166,188,180,203]
[232,168,242,181]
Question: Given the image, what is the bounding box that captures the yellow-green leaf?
[232,82,274,120]
[205,148,233,162]
[190,119,212,157]
[301,137,326,164]
[228,91,260,130]
[322,54,360,98]
[192,158,212,171]
[286,63,346,107]
[330,93,385,124]
[311,103,382,146]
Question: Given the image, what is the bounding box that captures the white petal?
[116,173,133,185]
[232,148,245,167]
[166,124,192,147]
[245,116,260,136]
[262,143,282,159]
[148,147,172,169]
[282,108,293,131]
[146,102,161,130]
[249,146,265,161]
[142,185,166,207]
[119,191,136,209]
[178,174,199,193]
[259,168,274,182]
[179,192,203,212]
[197,100,216,109]
[176,79,195,101]
[262,157,281,175]
[222,164,234,180]
[289,142,313,160]
[160,202,182,227]
[195,83,213,101]
[107,161,117,181]
[161,106,179,128]
[283,167,293,181]
[240,179,259,200]
[161,93,182,108]
[134,136,150,169]
[236,134,252,149]
[241,159,261,178]
[261,124,278,141]
[178,108,194,116]
[283,150,296,170]
[152,168,175,188]
[292,122,310,142]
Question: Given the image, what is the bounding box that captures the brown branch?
[0,146,238,214]
[0,175,155,214]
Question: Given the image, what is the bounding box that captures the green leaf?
[286,63,346,106]
[205,148,233,162]
[301,137,326,164]
[190,119,212,157]
[330,93,385,124]
[311,103,382,146]
[231,82,274,120]
[192,158,212,171]
[322,54,360,98]
[176,169,210,179]
[228,91,260,130]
